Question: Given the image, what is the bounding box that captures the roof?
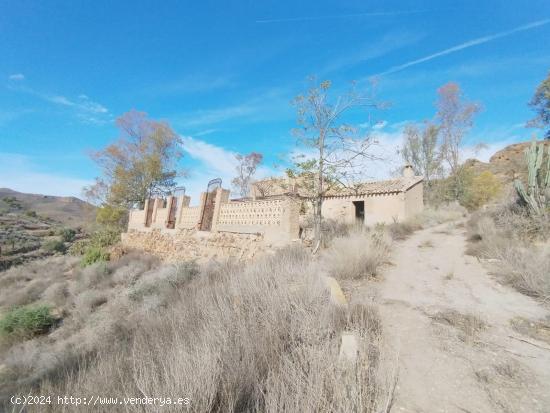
[252,176,423,198]
[323,176,423,197]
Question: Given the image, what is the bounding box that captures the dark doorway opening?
[353,201,365,223]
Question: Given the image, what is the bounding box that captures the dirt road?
[373,221,550,412]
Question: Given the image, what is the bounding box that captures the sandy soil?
[369,221,550,412]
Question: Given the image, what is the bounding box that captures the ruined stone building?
[121,166,423,261]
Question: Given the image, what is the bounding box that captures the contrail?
[256,10,427,24]
[379,18,550,76]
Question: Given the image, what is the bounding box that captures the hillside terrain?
[465,140,550,186]
[0,189,95,271]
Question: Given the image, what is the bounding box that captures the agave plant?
[514,137,550,215]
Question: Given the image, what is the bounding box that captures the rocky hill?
[465,139,550,186]
[0,189,96,270]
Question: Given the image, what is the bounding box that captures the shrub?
[462,171,501,211]
[0,305,55,338]
[81,247,109,267]
[324,230,391,279]
[57,227,76,242]
[168,261,200,287]
[25,210,37,218]
[25,245,394,412]
[42,239,66,253]
[467,205,550,301]
[96,205,127,228]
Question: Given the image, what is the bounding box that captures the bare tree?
[231,152,263,198]
[400,121,442,186]
[290,79,384,251]
[436,82,480,198]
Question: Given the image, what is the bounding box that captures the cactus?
[514,137,550,215]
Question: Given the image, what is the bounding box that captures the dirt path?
[373,221,550,413]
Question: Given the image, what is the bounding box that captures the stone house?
[123,166,423,260]
[252,165,424,226]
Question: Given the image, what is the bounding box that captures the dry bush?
[323,230,392,280]
[4,245,395,413]
[385,203,466,241]
[467,204,550,301]
[0,253,162,402]
[386,220,421,240]
[413,203,467,227]
[430,309,487,342]
[492,245,550,301]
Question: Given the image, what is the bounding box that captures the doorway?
[353,201,364,223]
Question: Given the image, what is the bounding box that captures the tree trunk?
[312,196,323,253]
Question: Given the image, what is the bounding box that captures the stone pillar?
[211,188,230,232]
[281,196,301,241]
[165,196,174,227]
[152,198,162,225]
[142,199,150,225]
[197,192,207,230]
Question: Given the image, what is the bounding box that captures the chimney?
[403,164,414,178]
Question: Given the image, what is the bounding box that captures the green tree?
[528,71,550,139]
[85,110,184,210]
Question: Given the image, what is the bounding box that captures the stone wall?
[321,192,406,225]
[178,206,201,229]
[121,229,267,262]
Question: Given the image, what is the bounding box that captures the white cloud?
[172,87,293,130]
[8,82,109,124]
[8,73,25,81]
[319,31,425,76]
[179,136,276,204]
[0,153,91,198]
[48,95,75,106]
[379,19,550,76]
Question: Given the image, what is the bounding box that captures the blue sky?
[1,0,549,202]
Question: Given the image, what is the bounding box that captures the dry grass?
[430,309,487,342]
[322,229,392,280]
[510,316,550,345]
[386,203,466,241]
[2,238,396,412]
[467,205,550,301]
[418,240,434,248]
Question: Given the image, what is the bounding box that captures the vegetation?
[70,228,120,266]
[1,238,396,412]
[232,152,263,197]
[514,137,550,215]
[289,78,385,250]
[467,201,550,301]
[41,238,67,254]
[324,229,391,279]
[0,305,54,339]
[84,110,184,228]
[528,70,550,139]
[57,227,76,242]
[462,170,502,211]
[400,121,442,186]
